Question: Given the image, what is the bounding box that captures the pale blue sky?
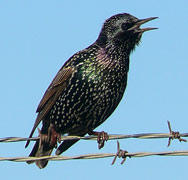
[0,1,188,179]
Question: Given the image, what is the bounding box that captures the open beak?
[128,17,158,32]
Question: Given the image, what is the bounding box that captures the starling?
[25,13,157,168]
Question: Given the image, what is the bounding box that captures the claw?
[97,131,109,149]
[88,130,109,149]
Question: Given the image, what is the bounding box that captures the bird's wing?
[36,66,73,113]
[25,66,74,147]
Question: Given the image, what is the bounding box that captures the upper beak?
[128,17,158,32]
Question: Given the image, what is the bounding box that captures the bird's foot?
[88,130,109,149]
[38,124,61,149]
[48,124,61,148]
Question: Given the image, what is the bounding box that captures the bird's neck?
[96,33,138,58]
[99,42,131,62]
[95,43,130,72]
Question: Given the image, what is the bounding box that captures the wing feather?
[25,66,74,147]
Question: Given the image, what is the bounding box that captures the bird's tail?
[27,139,54,169]
[55,139,80,155]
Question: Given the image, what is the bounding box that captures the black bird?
[25,13,157,168]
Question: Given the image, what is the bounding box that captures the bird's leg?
[47,124,61,148]
[38,128,49,149]
[88,130,109,149]
[38,125,61,149]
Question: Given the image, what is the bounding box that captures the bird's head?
[97,13,158,53]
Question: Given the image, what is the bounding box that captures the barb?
[112,141,130,165]
[167,121,187,147]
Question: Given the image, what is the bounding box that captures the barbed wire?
[0,121,187,144]
[1,132,188,143]
[0,121,188,165]
[0,141,188,164]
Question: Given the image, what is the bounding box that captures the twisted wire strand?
[1,132,188,143]
[1,150,188,163]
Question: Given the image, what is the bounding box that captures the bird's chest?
[80,59,128,99]
[79,59,128,128]
[99,61,128,108]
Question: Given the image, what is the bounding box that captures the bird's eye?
[121,22,133,31]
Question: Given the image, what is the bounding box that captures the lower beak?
[128,16,158,32]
